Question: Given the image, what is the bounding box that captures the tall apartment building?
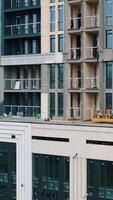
[0,1,113,200]
[0,0,111,122]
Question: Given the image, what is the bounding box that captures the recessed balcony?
[69,107,81,119]
[4,22,40,38]
[68,17,81,32]
[68,48,82,60]
[85,47,98,60]
[85,15,99,31]
[85,77,99,90]
[4,78,41,91]
[69,77,82,90]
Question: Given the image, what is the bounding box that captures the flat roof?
[1,116,113,128]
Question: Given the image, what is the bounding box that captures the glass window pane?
[58,93,63,116]
[58,64,64,89]
[50,64,55,89]
[106,93,112,109]
[50,93,55,116]
[106,62,112,89]
[106,30,112,48]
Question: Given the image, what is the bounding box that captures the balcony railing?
[70,77,82,89]
[4,22,40,36]
[68,17,81,30]
[69,107,81,118]
[4,0,40,10]
[4,105,41,118]
[85,47,98,60]
[85,77,98,89]
[85,15,99,29]
[4,78,41,90]
[68,48,82,60]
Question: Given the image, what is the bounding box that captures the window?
[106,0,112,26]
[50,0,55,3]
[58,64,63,88]
[50,6,55,32]
[50,64,55,89]
[58,34,64,52]
[32,154,69,200]
[58,93,63,116]
[50,93,55,116]
[32,40,37,54]
[58,5,63,31]
[87,159,113,200]
[106,93,112,109]
[50,64,64,89]
[50,35,55,52]
[24,40,29,54]
[106,30,112,48]
[106,62,112,88]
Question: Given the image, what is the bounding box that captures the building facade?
[0,121,113,200]
[0,0,112,121]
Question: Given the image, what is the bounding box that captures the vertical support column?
[41,64,49,119]
[81,158,87,200]
[72,155,79,200]
[64,63,70,120]
[99,61,104,109]
[0,66,4,104]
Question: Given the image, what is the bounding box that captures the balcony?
[69,77,82,89]
[85,47,98,60]
[69,107,81,119]
[4,105,41,118]
[4,22,40,38]
[68,48,82,60]
[68,17,81,31]
[4,0,40,11]
[68,0,81,4]
[4,78,41,90]
[85,77,99,90]
[85,15,99,30]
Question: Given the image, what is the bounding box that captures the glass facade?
[106,30,112,48]
[50,6,55,32]
[58,5,63,31]
[106,93,112,109]
[50,35,55,52]
[87,159,113,200]
[50,93,55,116]
[0,142,16,200]
[106,62,112,88]
[32,154,69,200]
[50,64,64,117]
[106,0,112,26]
[50,64,64,89]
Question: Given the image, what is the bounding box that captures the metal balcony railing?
[4,22,40,36]
[4,78,41,90]
[85,77,98,89]
[85,15,99,28]
[69,107,81,118]
[85,47,98,59]
[68,48,82,60]
[4,0,40,10]
[70,77,82,89]
[68,17,81,30]
[4,105,41,118]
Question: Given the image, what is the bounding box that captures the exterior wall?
[0,122,32,200]
[0,122,113,200]
[31,123,113,200]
